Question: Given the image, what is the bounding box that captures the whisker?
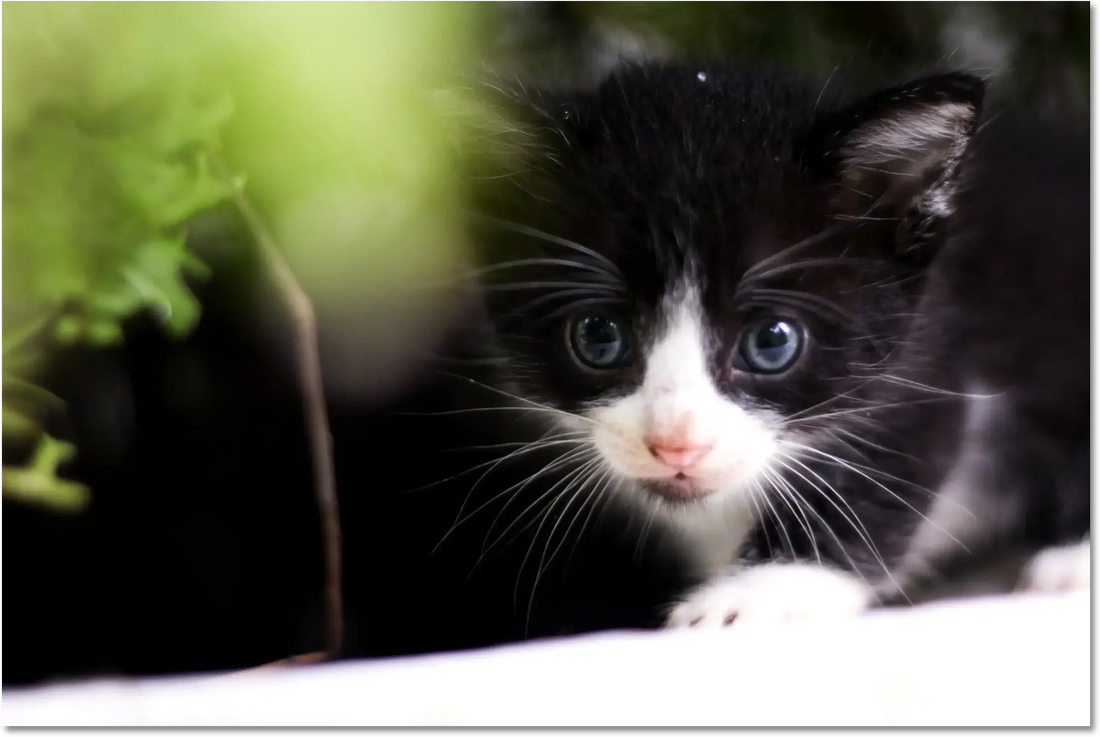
[523,459,605,624]
[816,432,966,514]
[484,280,625,294]
[780,374,888,423]
[439,372,605,429]
[772,455,894,593]
[516,290,625,319]
[783,396,964,427]
[478,447,599,555]
[743,287,853,322]
[739,256,881,288]
[516,458,603,622]
[826,426,919,463]
[739,223,849,283]
[567,470,619,569]
[548,465,613,570]
[478,453,598,564]
[464,213,623,275]
[403,434,585,496]
[761,468,820,566]
[875,374,1003,400]
[463,257,622,284]
[632,499,662,566]
[441,430,587,453]
[784,443,971,553]
[754,474,799,563]
[434,444,595,555]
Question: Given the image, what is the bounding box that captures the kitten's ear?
[804,73,985,220]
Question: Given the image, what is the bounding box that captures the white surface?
[2,591,1090,727]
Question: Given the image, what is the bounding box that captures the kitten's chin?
[640,476,714,505]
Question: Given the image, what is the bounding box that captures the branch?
[218,163,344,661]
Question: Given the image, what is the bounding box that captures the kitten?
[461,60,1089,627]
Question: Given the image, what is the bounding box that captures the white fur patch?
[1017,537,1090,593]
[883,387,1015,599]
[582,280,778,571]
[666,562,872,628]
[843,102,975,218]
[845,103,973,169]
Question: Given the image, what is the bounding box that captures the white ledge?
[2,591,1089,727]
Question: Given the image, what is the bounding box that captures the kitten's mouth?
[642,474,712,503]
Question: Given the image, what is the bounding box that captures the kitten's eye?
[737,319,803,374]
[568,315,630,370]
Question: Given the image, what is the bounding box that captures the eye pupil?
[756,322,790,351]
[571,316,628,369]
[739,319,802,374]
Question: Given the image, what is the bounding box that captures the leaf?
[2,435,90,513]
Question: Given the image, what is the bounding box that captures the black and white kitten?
[462,60,1089,627]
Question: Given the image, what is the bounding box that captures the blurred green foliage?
[2,2,1087,511]
[3,2,483,510]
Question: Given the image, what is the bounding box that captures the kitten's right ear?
[802,72,985,220]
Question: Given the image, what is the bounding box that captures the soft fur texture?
[460,60,1090,625]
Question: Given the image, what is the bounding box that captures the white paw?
[665,563,872,629]
[1017,538,1090,593]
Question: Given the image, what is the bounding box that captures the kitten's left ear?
[803,73,985,221]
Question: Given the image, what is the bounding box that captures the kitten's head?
[465,63,983,521]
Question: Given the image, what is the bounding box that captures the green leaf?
[2,435,90,513]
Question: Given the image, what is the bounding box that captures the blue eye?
[738,319,803,374]
[569,315,630,369]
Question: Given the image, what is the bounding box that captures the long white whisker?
[452,433,584,527]
[461,257,622,283]
[783,396,961,426]
[771,455,893,594]
[441,430,587,453]
[548,465,612,571]
[465,213,624,275]
[567,471,618,569]
[785,442,975,546]
[762,468,819,566]
[829,427,921,464]
[403,434,586,496]
[435,445,596,555]
[519,458,604,625]
[439,372,606,429]
[478,454,598,564]
[876,374,1003,400]
[478,447,599,554]
[755,475,802,563]
[524,460,606,625]
[738,223,848,283]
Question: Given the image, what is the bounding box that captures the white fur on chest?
[667,496,759,575]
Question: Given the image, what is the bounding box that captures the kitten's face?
[470,64,981,518]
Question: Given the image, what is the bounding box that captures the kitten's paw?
[1017,538,1090,593]
[665,563,871,629]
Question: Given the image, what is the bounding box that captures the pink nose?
[646,441,713,472]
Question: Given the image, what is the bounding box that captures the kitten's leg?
[1017,537,1090,593]
[665,562,871,628]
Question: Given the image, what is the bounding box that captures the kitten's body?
[462,60,1089,623]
